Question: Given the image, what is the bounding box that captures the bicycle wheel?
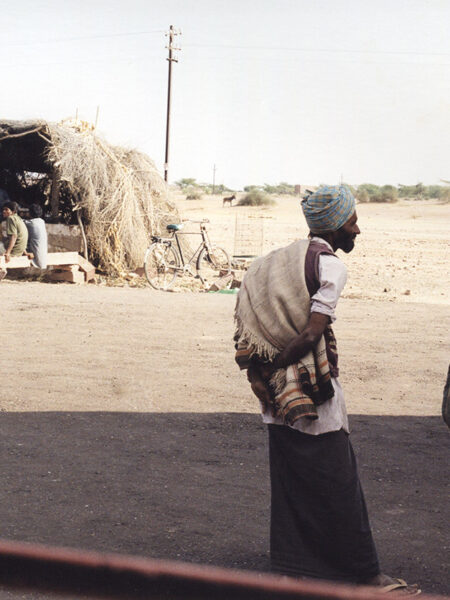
[144,242,179,290]
[196,246,231,282]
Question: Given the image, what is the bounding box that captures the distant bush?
[398,183,425,199]
[263,182,296,195]
[423,185,442,199]
[401,184,449,201]
[185,187,202,200]
[371,194,398,203]
[438,187,450,202]
[238,190,276,206]
[356,183,397,203]
[357,183,380,197]
[356,189,370,203]
[243,185,262,193]
[373,185,398,203]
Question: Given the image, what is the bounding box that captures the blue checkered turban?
[302,185,356,233]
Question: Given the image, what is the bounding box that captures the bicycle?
[144,219,231,290]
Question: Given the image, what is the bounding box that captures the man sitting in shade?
[234,185,420,595]
[0,201,29,280]
[24,203,48,270]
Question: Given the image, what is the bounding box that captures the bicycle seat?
[166,223,183,231]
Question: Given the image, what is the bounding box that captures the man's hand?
[271,312,330,370]
[247,362,277,416]
[246,312,330,415]
[4,253,11,263]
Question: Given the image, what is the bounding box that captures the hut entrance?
[0,119,178,275]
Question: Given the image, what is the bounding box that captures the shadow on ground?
[0,413,448,596]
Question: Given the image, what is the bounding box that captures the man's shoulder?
[8,214,24,223]
[308,237,335,255]
[15,215,27,229]
[319,251,346,270]
[6,214,18,229]
[318,253,347,289]
[25,218,44,228]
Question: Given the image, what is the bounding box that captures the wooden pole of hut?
[50,167,60,220]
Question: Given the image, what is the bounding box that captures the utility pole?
[164,25,181,183]
[212,164,217,194]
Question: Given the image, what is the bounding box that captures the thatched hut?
[0,119,179,275]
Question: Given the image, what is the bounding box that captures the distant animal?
[223,194,236,207]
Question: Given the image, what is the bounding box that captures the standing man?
[24,203,48,270]
[234,185,419,595]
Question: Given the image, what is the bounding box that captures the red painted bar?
[0,540,446,600]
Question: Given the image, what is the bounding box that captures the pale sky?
[3,0,450,189]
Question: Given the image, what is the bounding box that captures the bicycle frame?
[146,220,230,289]
[151,223,213,271]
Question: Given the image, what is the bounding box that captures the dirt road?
[0,196,448,597]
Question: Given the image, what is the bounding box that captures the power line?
[3,55,163,68]
[5,52,448,70]
[184,42,450,57]
[9,33,446,56]
[1,29,165,47]
[184,55,450,67]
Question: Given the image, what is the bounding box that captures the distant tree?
[356,183,397,203]
[439,187,450,201]
[426,185,450,201]
[176,178,197,189]
[356,189,369,203]
[424,185,442,199]
[375,185,398,203]
[357,183,380,198]
[185,187,202,200]
[415,182,425,198]
[262,182,296,195]
[243,185,263,193]
[211,183,234,195]
[398,183,425,199]
[189,183,234,195]
[262,183,277,194]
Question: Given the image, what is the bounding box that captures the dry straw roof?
[0,118,179,275]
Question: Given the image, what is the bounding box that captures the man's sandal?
[379,578,421,595]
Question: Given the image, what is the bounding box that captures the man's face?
[334,211,360,253]
[2,207,12,219]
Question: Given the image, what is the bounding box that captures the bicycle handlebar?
[181,218,210,224]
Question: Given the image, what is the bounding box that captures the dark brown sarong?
[269,424,380,583]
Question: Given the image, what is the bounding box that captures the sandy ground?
[0,196,448,416]
[0,196,448,598]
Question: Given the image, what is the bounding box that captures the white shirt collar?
[311,236,334,252]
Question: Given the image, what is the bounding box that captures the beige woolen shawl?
[234,239,333,424]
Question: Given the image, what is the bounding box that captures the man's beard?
[341,238,355,253]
